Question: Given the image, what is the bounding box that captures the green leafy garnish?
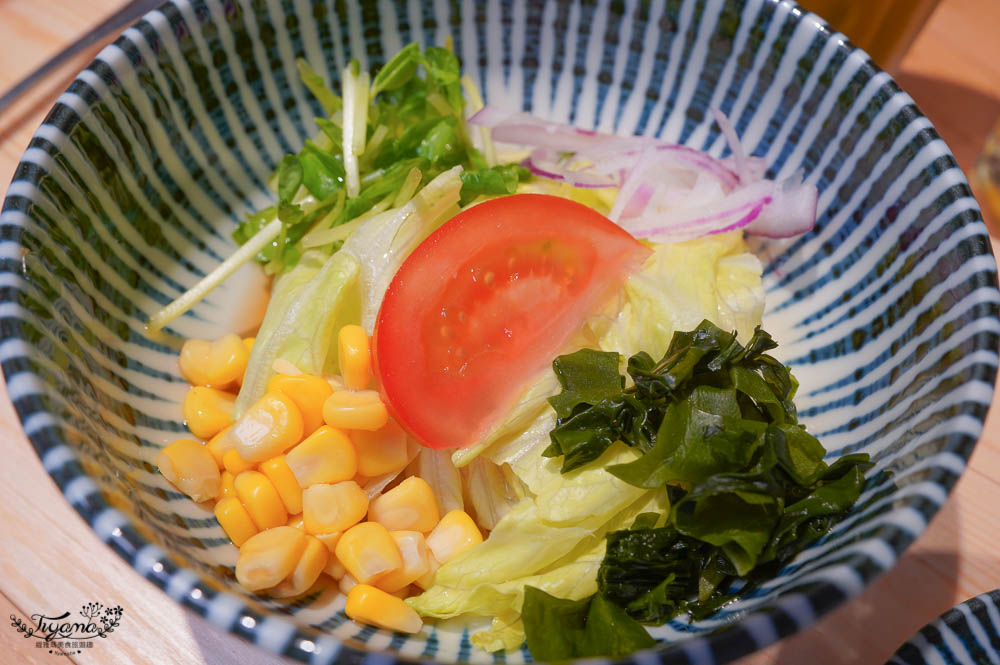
[370,42,420,96]
[298,141,344,199]
[420,47,464,111]
[459,164,531,205]
[296,59,342,115]
[229,44,530,275]
[521,586,655,661]
[276,154,304,202]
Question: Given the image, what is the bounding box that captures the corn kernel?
[234,470,288,530]
[243,337,255,353]
[157,439,221,502]
[338,325,372,390]
[179,338,212,386]
[345,585,422,634]
[335,521,403,585]
[232,390,304,462]
[183,387,235,440]
[207,426,236,468]
[285,425,357,488]
[302,481,368,535]
[235,526,307,591]
[350,419,409,477]
[313,531,341,554]
[271,358,302,376]
[270,535,328,598]
[426,510,483,564]
[368,477,439,533]
[322,390,388,431]
[179,334,249,388]
[389,586,411,599]
[259,455,303,515]
[220,471,237,499]
[214,497,258,546]
[339,573,358,595]
[287,513,305,529]
[324,556,346,580]
[222,448,254,475]
[376,531,431,593]
[267,373,333,436]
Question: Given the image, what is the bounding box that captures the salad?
[152,43,870,660]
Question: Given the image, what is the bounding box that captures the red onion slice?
[624,177,815,241]
[471,106,739,189]
[469,105,817,241]
[623,181,774,239]
[523,150,618,188]
[619,183,655,219]
[711,108,749,184]
[744,177,818,238]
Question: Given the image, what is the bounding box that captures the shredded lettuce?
[409,446,668,651]
[416,423,676,651]
[460,458,526,531]
[600,231,764,360]
[234,249,359,416]
[234,166,461,412]
[342,165,462,332]
[412,448,465,515]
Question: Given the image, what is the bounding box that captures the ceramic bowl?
[887,590,1000,665]
[1,0,996,663]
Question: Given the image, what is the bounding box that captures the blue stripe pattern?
[888,590,1000,665]
[0,1,996,664]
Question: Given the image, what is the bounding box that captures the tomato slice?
[373,193,650,450]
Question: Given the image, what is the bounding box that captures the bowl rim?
[1,0,996,664]
[886,589,1000,665]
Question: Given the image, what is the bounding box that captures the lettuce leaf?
[412,448,465,516]
[460,457,526,531]
[599,231,764,359]
[234,249,359,416]
[450,369,561,469]
[342,165,462,332]
[234,167,462,414]
[408,444,667,650]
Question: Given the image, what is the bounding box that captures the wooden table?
[1,1,998,664]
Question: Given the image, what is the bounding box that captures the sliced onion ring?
[469,105,817,241]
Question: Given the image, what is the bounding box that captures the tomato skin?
[374,193,650,450]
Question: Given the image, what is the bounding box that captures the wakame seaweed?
[540,320,872,640]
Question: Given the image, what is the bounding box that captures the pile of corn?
[156,325,483,634]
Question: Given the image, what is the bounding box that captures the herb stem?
[342,65,370,198]
[146,218,282,332]
[461,74,496,167]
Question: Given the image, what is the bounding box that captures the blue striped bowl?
[1,0,996,663]
[887,590,1000,665]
